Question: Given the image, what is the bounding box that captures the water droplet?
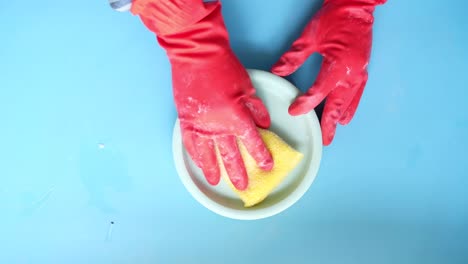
[106,221,115,241]
[98,143,105,149]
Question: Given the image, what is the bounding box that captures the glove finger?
[215,135,249,191]
[288,93,319,116]
[288,60,337,116]
[239,127,274,171]
[271,36,316,76]
[194,136,221,186]
[320,91,342,146]
[321,85,355,145]
[339,74,368,125]
[181,128,201,168]
[245,96,271,129]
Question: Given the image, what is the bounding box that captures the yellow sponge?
[218,129,303,207]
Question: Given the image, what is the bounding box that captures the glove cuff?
[131,0,217,36]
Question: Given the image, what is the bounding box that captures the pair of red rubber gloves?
[131,0,386,190]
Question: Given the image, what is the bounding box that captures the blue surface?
[1,0,467,263]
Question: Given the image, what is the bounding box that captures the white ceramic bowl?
[172,69,322,220]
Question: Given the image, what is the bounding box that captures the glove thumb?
[245,96,271,129]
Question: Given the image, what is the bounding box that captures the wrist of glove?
[132,0,273,190]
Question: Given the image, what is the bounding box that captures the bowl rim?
[172,69,322,220]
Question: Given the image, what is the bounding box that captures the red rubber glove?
[272,0,386,145]
[131,0,273,190]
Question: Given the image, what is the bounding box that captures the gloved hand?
[272,0,386,145]
[131,0,273,190]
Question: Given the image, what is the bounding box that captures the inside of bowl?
[181,115,316,211]
[173,70,322,218]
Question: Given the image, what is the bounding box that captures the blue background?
[1,0,467,263]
